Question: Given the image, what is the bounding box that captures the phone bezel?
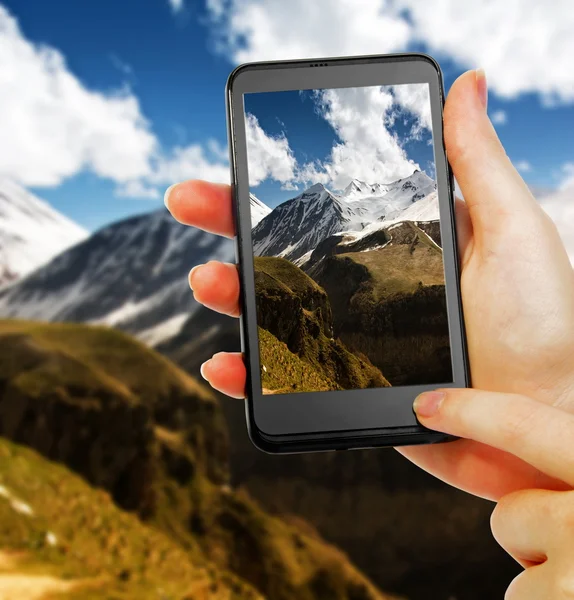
[226,53,469,452]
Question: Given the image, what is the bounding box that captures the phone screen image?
[244,83,453,395]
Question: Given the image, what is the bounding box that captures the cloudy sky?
[245,84,434,208]
[0,0,573,231]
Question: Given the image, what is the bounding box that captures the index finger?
[164,180,235,238]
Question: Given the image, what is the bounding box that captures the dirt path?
[0,551,81,599]
[0,574,76,599]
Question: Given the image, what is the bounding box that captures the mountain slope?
[308,221,452,386]
[250,193,272,226]
[0,209,235,345]
[252,171,436,263]
[0,437,259,599]
[0,178,87,288]
[0,319,394,600]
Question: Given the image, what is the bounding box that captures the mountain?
[0,208,235,345]
[0,437,260,599]
[250,193,271,227]
[0,319,395,600]
[254,256,389,392]
[0,177,87,288]
[252,171,436,263]
[307,220,452,386]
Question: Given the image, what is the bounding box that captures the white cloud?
[391,83,432,134]
[207,0,410,63]
[0,5,228,199]
[296,86,421,190]
[0,6,156,187]
[515,160,531,173]
[150,141,230,186]
[397,0,574,103]
[115,180,160,199]
[491,110,507,125]
[245,114,296,186]
[168,0,184,14]
[560,163,574,190]
[207,0,574,104]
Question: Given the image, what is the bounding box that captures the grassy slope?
[258,327,336,393]
[0,319,214,405]
[311,222,452,386]
[339,224,445,303]
[254,257,390,392]
[0,437,258,600]
[0,319,393,600]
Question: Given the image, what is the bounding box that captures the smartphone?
[226,53,469,453]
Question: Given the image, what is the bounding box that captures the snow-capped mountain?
[252,183,358,261]
[252,170,437,261]
[250,193,272,227]
[0,178,88,288]
[0,208,234,345]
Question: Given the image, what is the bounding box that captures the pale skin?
[165,70,574,598]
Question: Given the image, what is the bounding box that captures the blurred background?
[0,1,572,598]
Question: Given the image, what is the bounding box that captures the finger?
[454,197,473,267]
[444,71,541,244]
[200,352,246,399]
[504,562,552,600]
[164,180,235,238]
[397,441,570,502]
[413,388,574,487]
[190,261,240,317]
[491,489,555,566]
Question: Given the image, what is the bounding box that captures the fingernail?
[413,391,445,418]
[475,68,488,111]
[164,184,177,209]
[189,265,202,289]
[200,360,210,381]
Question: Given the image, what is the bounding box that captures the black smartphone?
[226,53,469,453]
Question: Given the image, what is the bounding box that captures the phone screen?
[244,83,453,395]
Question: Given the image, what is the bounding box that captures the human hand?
[164,69,574,501]
[413,387,574,598]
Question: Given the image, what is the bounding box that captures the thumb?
[444,70,541,246]
[413,387,574,488]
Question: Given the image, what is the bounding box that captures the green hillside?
[0,437,258,599]
[0,319,394,600]
[310,223,452,386]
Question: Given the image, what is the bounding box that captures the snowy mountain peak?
[251,170,438,263]
[0,178,88,288]
[249,193,272,227]
[342,179,372,198]
[301,182,327,196]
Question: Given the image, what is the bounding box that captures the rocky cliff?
[254,256,389,392]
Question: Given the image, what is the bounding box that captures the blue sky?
[244,85,435,208]
[1,0,573,231]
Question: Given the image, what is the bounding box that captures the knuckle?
[491,490,524,531]
[505,570,529,600]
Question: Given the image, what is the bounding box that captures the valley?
[252,170,453,389]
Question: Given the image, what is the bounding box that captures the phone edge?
[225,53,468,454]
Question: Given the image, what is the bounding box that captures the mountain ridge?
[252,170,437,263]
[0,178,87,288]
